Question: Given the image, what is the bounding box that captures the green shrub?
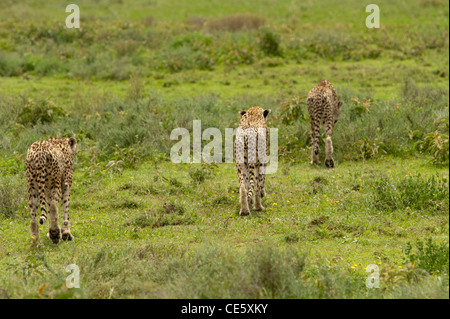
[211,195,233,206]
[158,45,214,72]
[0,154,24,175]
[349,97,372,120]
[0,51,24,76]
[217,37,258,66]
[258,27,282,57]
[404,238,449,275]
[0,177,27,219]
[416,120,449,165]
[17,99,66,127]
[358,137,386,160]
[278,96,308,125]
[188,163,218,183]
[129,201,194,229]
[372,174,449,213]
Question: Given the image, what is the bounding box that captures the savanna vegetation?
[0,0,448,299]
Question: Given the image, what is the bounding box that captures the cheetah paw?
[48,228,61,244]
[325,158,335,168]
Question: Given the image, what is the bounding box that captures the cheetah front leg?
[61,182,74,241]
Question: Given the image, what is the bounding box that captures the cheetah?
[307,80,343,168]
[26,137,77,243]
[234,106,271,216]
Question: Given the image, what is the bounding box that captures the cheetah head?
[67,137,77,156]
[333,101,343,124]
[239,106,271,122]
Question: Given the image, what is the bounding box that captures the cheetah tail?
[37,156,49,225]
[247,163,256,204]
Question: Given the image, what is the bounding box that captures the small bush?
[0,154,24,175]
[0,177,27,219]
[158,45,214,72]
[129,201,194,229]
[258,27,282,56]
[358,137,386,160]
[112,198,141,209]
[349,97,372,120]
[110,145,141,170]
[17,99,66,127]
[188,163,218,183]
[372,174,449,213]
[278,96,308,125]
[404,238,449,275]
[211,195,233,206]
[416,120,449,165]
[247,245,305,298]
[0,51,23,76]
[284,232,300,243]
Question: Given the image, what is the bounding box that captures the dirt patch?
[309,215,329,226]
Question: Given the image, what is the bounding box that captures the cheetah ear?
[337,101,343,109]
[239,111,246,117]
[68,137,77,149]
[263,109,271,118]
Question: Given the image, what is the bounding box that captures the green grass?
[0,0,449,299]
[0,159,448,298]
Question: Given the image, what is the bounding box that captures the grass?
[0,159,448,298]
[0,0,448,299]
[0,0,448,79]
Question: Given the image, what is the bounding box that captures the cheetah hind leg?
[47,199,61,244]
[61,184,74,241]
[237,163,250,216]
[61,231,73,241]
[239,184,250,216]
[253,193,264,211]
[260,187,266,198]
[28,188,39,241]
[324,136,335,168]
[253,166,265,211]
[310,117,321,165]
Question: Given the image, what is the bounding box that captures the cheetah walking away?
[307,80,343,168]
[235,106,271,216]
[26,137,77,243]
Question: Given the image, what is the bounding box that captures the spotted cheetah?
[26,137,77,243]
[307,80,343,168]
[235,106,271,216]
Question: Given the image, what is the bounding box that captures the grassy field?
[0,0,449,299]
